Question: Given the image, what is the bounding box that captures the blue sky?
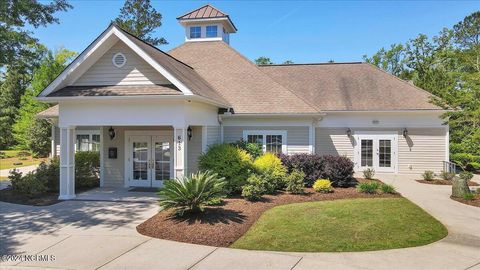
[31,1,479,64]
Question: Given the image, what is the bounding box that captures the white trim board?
[38,25,203,99]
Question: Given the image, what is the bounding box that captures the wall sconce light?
[403,128,408,137]
[108,126,116,140]
[346,128,352,137]
[187,126,192,141]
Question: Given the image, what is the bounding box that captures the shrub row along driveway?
[1,174,480,270]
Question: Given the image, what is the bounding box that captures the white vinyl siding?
[187,126,202,175]
[315,127,447,174]
[223,126,310,155]
[73,41,169,86]
[315,128,354,159]
[398,128,446,174]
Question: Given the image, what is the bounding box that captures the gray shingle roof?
[169,41,319,114]
[259,63,442,111]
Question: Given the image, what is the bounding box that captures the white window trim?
[242,130,287,154]
[75,130,101,152]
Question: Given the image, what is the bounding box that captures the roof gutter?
[219,112,326,119]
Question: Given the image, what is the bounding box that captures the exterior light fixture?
[108,126,116,140]
[187,126,192,141]
[403,128,408,138]
[346,128,352,137]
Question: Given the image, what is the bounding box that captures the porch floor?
[73,187,159,203]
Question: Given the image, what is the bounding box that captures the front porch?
[58,124,219,200]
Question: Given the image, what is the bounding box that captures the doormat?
[128,187,159,192]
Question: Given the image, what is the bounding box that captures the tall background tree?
[255,56,273,65]
[0,0,72,149]
[114,0,167,46]
[12,48,76,156]
[364,11,480,171]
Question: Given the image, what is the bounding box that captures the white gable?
[73,41,169,86]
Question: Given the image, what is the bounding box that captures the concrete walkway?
[1,175,479,270]
[0,165,38,177]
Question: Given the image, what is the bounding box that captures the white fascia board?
[36,94,228,108]
[220,113,326,118]
[39,25,116,97]
[112,27,193,96]
[38,25,196,98]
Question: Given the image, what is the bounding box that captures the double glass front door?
[356,134,397,173]
[128,135,172,187]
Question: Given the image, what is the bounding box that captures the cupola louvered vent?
[112,52,126,68]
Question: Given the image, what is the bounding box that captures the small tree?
[114,0,167,46]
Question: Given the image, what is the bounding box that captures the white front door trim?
[124,130,173,188]
[354,131,398,173]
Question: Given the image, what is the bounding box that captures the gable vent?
[112,52,126,68]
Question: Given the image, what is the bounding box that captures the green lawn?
[0,150,47,170]
[231,198,447,252]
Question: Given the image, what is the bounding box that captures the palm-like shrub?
[158,171,226,216]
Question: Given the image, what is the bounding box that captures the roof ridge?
[211,42,321,113]
[113,24,195,70]
[259,62,364,67]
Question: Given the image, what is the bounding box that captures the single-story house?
[37,4,448,199]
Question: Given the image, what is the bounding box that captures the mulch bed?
[137,179,400,247]
[451,194,480,208]
[0,188,60,206]
[416,179,479,186]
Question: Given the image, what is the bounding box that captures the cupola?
[177,4,237,44]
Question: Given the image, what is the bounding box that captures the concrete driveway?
[1,175,479,270]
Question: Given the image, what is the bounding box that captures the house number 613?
[177,135,182,151]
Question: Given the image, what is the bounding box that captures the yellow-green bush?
[253,153,287,189]
[199,144,253,194]
[313,179,333,193]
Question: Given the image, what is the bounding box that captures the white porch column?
[173,126,187,179]
[59,126,76,200]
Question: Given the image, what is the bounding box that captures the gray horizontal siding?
[315,127,446,174]
[223,126,310,155]
[206,126,221,147]
[74,41,169,86]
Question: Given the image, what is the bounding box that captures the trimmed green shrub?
[285,169,305,194]
[313,179,333,193]
[158,171,226,216]
[439,171,455,181]
[363,168,375,180]
[380,184,396,194]
[231,140,263,159]
[35,158,60,191]
[10,170,47,197]
[0,151,6,159]
[242,174,268,201]
[199,144,253,194]
[75,151,100,188]
[422,170,435,181]
[463,193,475,200]
[253,153,287,190]
[459,171,474,182]
[357,181,380,194]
